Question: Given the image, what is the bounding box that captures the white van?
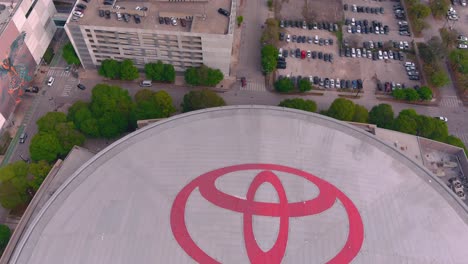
[139,80,152,87]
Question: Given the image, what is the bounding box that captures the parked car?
[435,116,448,122]
[77,84,86,90]
[47,76,55,86]
[218,8,230,16]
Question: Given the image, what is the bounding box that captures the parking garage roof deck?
[71,0,231,34]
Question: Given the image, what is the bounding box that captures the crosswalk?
[240,81,268,92]
[62,83,74,97]
[439,96,462,108]
[47,67,71,77]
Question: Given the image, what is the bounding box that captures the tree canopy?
[418,86,433,100]
[352,104,369,123]
[274,78,294,93]
[261,45,278,74]
[369,104,394,129]
[89,84,136,138]
[98,59,121,79]
[134,89,176,120]
[325,98,356,121]
[28,160,52,191]
[181,89,226,112]
[278,98,317,112]
[36,112,67,133]
[29,132,62,162]
[120,59,139,81]
[144,61,176,83]
[0,161,30,209]
[62,43,80,65]
[0,224,11,253]
[184,65,224,87]
[298,79,312,92]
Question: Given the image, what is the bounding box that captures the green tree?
[181,89,226,112]
[369,104,394,129]
[62,43,80,65]
[28,160,52,191]
[440,28,459,48]
[278,98,317,112]
[36,112,67,133]
[120,59,139,81]
[261,18,279,45]
[261,45,278,74]
[443,135,467,154]
[43,47,54,65]
[29,132,62,162]
[392,89,406,100]
[429,0,450,19]
[134,90,176,120]
[162,63,176,83]
[54,122,85,155]
[184,65,224,86]
[326,98,356,121]
[430,69,450,87]
[237,16,244,26]
[98,59,121,79]
[0,161,30,209]
[145,61,165,81]
[274,78,294,93]
[89,84,136,138]
[418,86,433,100]
[67,101,92,130]
[449,49,468,74]
[405,88,420,101]
[80,118,100,137]
[352,104,369,123]
[393,109,419,135]
[0,224,11,253]
[416,115,449,139]
[298,79,312,92]
[409,3,431,19]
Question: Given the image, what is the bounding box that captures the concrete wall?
[65,24,233,75]
[12,0,57,64]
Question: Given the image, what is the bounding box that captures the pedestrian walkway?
[240,81,268,92]
[439,96,462,108]
[47,67,70,78]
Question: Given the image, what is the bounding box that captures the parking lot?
[275,0,421,93]
[450,3,468,37]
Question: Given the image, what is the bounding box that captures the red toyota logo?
[171,164,364,263]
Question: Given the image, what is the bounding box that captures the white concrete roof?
[9,106,468,264]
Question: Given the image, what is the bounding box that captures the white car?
[375,26,380,34]
[383,51,388,60]
[336,78,341,88]
[378,50,383,60]
[351,48,356,58]
[286,34,291,42]
[347,26,352,33]
[278,48,283,58]
[458,43,468,49]
[330,79,335,87]
[47,76,55,86]
[389,51,394,59]
[436,116,448,122]
[309,76,313,83]
[307,50,311,58]
[458,35,468,42]
[302,21,307,29]
[73,11,84,17]
[367,50,372,59]
[314,35,319,44]
[356,48,361,57]
[362,48,367,58]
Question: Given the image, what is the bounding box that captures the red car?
[241,77,246,87]
[301,50,306,59]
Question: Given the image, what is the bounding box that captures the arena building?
[64,0,236,75]
[3,106,468,263]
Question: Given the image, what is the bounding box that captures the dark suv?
[218,8,230,17]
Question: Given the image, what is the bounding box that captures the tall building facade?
[64,0,236,76]
[0,0,57,130]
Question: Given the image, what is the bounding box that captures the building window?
[25,0,39,18]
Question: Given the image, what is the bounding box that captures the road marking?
[62,84,73,97]
[47,69,71,77]
[240,82,268,92]
[439,96,462,108]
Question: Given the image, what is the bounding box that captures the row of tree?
[274,78,313,93]
[99,59,224,87]
[449,49,468,95]
[184,65,224,87]
[322,98,467,152]
[418,38,450,88]
[0,160,51,209]
[406,0,431,34]
[392,86,432,101]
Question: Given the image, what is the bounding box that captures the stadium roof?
[9,106,468,263]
